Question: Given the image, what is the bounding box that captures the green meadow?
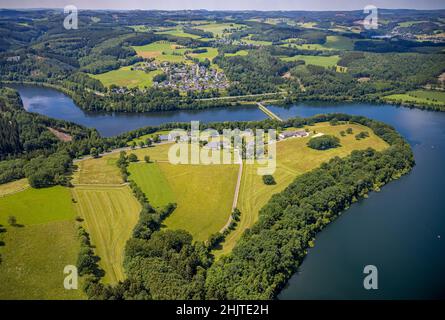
[0,186,76,225]
[90,65,162,89]
[225,50,249,57]
[385,90,445,107]
[155,26,202,39]
[132,41,188,63]
[128,162,175,208]
[0,186,83,299]
[282,54,340,68]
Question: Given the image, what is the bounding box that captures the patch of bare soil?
[47,127,73,142]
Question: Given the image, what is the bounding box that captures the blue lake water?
[10,85,445,299]
[10,85,267,137]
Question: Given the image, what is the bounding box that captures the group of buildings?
[154,62,229,92]
[156,129,309,151]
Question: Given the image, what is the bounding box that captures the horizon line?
[2,7,445,12]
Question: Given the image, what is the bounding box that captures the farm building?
[279,130,309,140]
[204,141,231,150]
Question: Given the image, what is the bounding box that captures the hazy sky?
[1,0,445,11]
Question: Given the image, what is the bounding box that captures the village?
[154,62,229,92]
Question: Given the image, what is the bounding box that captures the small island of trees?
[307,135,341,150]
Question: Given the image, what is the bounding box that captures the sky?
[1,0,445,11]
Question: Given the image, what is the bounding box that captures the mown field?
[0,178,29,197]
[189,47,219,62]
[73,156,122,185]
[132,41,188,63]
[90,65,162,89]
[72,150,140,284]
[225,50,249,57]
[155,26,202,39]
[72,185,141,284]
[128,162,175,208]
[127,158,239,242]
[384,89,445,107]
[282,54,340,68]
[215,122,389,256]
[0,186,84,300]
[0,186,77,225]
[283,35,355,51]
[197,22,247,36]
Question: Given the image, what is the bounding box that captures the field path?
[219,150,243,233]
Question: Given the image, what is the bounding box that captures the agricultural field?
[128,162,175,208]
[0,178,29,197]
[90,65,163,89]
[132,41,188,63]
[73,155,122,185]
[384,90,445,107]
[197,22,247,37]
[155,26,202,39]
[0,186,83,299]
[215,122,389,256]
[0,186,77,225]
[128,159,239,242]
[282,54,340,68]
[322,35,355,50]
[0,220,84,300]
[189,47,219,62]
[71,185,141,284]
[160,162,238,241]
[241,35,273,46]
[283,35,355,51]
[127,130,171,146]
[129,142,174,162]
[225,50,249,57]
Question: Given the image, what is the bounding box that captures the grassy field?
[73,156,122,185]
[90,65,163,89]
[133,41,188,63]
[225,50,249,57]
[197,22,247,37]
[129,143,174,162]
[72,185,141,284]
[215,122,389,257]
[128,162,175,208]
[241,36,273,46]
[282,54,340,68]
[127,130,171,146]
[0,186,76,226]
[283,35,354,51]
[155,26,202,39]
[323,35,355,50]
[160,162,239,241]
[126,148,239,242]
[0,185,83,299]
[0,220,85,300]
[384,90,445,107]
[189,47,219,62]
[0,178,29,197]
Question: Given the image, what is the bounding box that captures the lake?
[9,85,267,137]
[11,85,445,299]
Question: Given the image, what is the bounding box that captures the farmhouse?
[204,141,231,150]
[279,130,309,140]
